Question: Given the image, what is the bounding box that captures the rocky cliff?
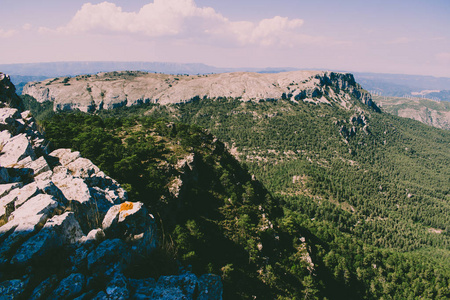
[22,70,378,112]
[0,73,24,111]
[373,95,450,130]
[0,75,222,299]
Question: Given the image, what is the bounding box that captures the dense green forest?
[26,93,450,299]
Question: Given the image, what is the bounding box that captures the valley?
[15,70,450,298]
[2,0,449,298]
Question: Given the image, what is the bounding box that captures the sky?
[0,0,449,77]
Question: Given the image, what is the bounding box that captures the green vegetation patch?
[32,96,450,299]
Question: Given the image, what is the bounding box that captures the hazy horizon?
[1,0,449,77]
[3,60,450,80]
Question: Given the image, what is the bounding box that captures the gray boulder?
[29,275,59,300]
[21,156,50,177]
[104,272,130,300]
[102,201,157,255]
[48,273,86,300]
[0,108,22,134]
[49,148,81,166]
[36,179,66,203]
[0,182,23,198]
[0,194,60,264]
[87,239,131,275]
[0,278,28,300]
[80,228,106,243]
[0,73,24,110]
[11,212,83,265]
[0,182,39,219]
[51,167,91,204]
[150,272,223,300]
[129,278,157,299]
[151,272,199,299]
[0,133,35,166]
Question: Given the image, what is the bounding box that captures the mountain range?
[374,95,450,130]
[12,67,450,298]
[21,70,376,113]
[3,61,450,100]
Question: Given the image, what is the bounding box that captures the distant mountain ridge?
[374,95,450,130]
[353,72,450,100]
[4,61,450,100]
[0,61,298,78]
[21,70,377,113]
[6,66,450,298]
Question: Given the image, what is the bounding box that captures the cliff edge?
[0,75,223,299]
[23,70,379,113]
[0,73,24,111]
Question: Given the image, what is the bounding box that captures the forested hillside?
[163,98,450,252]
[25,81,450,299]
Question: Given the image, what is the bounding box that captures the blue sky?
[1,0,449,77]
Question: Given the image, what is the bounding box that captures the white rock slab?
[0,134,35,167]
[11,212,83,265]
[50,149,81,166]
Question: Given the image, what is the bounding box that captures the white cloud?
[38,27,55,34]
[22,23,32,31]
[0,29,16,38]
[54,0,306,46]
[250,17,304,46]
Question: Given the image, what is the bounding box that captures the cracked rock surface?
[0,72,223,299]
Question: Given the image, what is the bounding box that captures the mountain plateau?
[22,70,377,113]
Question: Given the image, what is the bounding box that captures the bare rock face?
[374,95,450,130]
[23,70,378,112]
[102,201,157,255]
[10,212,83,266]
[0,75,223,299]
[0,73,24,111]
[0,278,28,299]
[47,273,86,300]
[144,272,223,300]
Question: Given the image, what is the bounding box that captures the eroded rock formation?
[23,70,379,113]
[0,75,223,299]
[0,73,23,111]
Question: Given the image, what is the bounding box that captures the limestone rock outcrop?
[0,73,24,111]
[23,70,378,113]
[374,96,450,130]
[0,75,223,299]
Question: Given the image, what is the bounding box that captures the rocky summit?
[22,70,377,112]
[0,73,24,111]
[0,74,222,299]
